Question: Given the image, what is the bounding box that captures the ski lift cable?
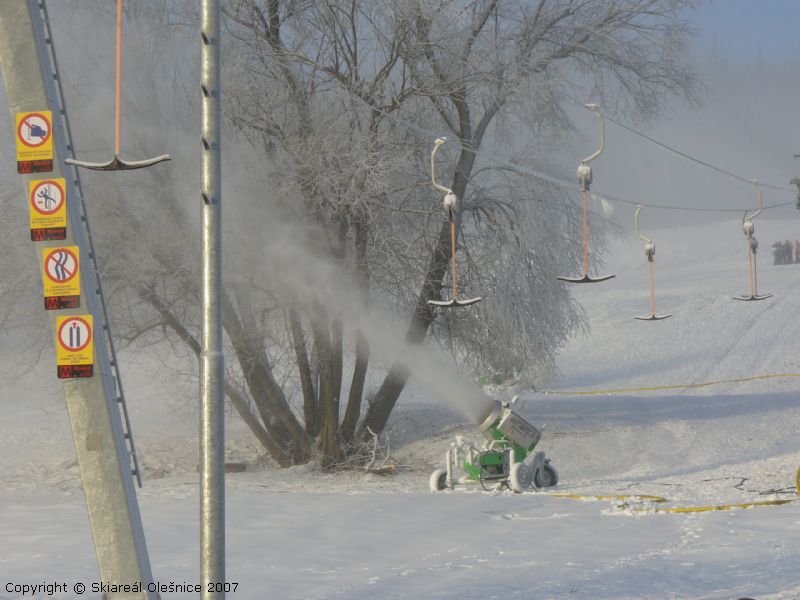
[563,94,796,194]
[603,113,794,193]
[353,98,796,214]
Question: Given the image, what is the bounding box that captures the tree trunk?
[224,292,312,462]
[329,317,343,449]
[341,213,370,443]
[137,284,297,466]
[311,308,340,464]
[225,382,293,467]
[341,331,369,443]
[290,307,318,439]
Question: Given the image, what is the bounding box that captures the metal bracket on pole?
[635,204,655,260]
[742,179,762,238]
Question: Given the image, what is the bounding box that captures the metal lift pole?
[200,0,225,597]
[0,1,156,597]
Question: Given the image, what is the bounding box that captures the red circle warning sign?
[17,113,52,148]
[30,180,65,216]
[44,247,78,284]
[57,316,92,353]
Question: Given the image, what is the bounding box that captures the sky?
[691,0,800,64]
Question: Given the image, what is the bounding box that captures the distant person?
[772,241,781,265]
[795,240,800,263]
[786,241,794,264]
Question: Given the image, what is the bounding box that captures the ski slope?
[2,218,800,599]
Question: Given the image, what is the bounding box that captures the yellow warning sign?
[29,179,67,241]
[16,111,53,170]
[56,315,94,378]
[41,246,80,310]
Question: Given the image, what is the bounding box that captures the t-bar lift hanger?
[734,179,772,301]
[427,138,481,308]
[558,104,614,283]
[634,204,671,321]
[66,0,170,171]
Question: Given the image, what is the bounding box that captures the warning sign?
[16,111,53,173]
[41,246,80,310]
[56,315,93,378]
[29,179,67,241]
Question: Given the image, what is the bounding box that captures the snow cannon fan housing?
[743,220,754,238]
[477,400,542,452]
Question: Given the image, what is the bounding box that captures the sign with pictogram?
[15,111,54,173]
[41,246,80,310]
[29,179,67,241]
[56,315,93,378]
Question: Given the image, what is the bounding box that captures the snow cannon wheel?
[429,469,448,492]
[509,463,532,492]
[534,464,558,489]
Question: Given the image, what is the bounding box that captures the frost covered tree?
[0,0,700,467]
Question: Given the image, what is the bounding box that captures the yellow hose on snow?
[546,469,800,514]
[545,492,667,503]
[796,464,800,496]
[539,372,800,396]
[647,498,796,514]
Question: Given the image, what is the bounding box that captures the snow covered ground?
[2,217,800,599]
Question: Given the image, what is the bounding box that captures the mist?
[559,53,800,232]
[2,1,799,438]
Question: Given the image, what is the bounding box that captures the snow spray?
[236,219,497,426]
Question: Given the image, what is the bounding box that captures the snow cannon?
[429,398,558,493]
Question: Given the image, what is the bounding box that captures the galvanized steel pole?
[200,0,225,598]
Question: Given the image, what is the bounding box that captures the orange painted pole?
[582,189,589,276]
[114,0,122,156]
[747,239,755,297]
[649,260,656,316]
[450,217,458,299]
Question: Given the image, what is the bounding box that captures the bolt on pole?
[200,0,225,598]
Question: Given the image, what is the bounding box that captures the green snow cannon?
[430,399,558,492]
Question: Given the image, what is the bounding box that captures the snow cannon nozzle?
[476,400,503,432]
